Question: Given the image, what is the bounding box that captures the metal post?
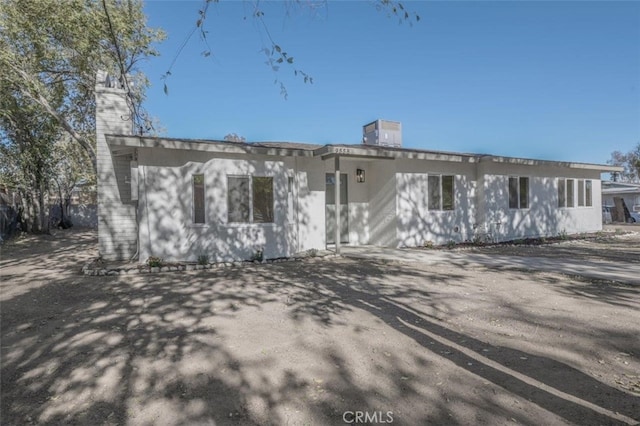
[334,156,341,255]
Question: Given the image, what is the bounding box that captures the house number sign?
[334,148,352,154]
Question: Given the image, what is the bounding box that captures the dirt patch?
[453,230,640,264]
[1,229,639,425]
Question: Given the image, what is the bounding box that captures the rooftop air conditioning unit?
[362,119,402,148]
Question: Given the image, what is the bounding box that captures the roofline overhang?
[316,145,476,163]
[105,135,316,157]
[479,155,622,172]
[105,134,622,171]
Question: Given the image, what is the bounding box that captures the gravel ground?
[452,226,640,264]
[1,229,639,425]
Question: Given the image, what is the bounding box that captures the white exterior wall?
[95,74,136,260]
[395,159,477,246]
[368,160,398,246]
[138,149,300,262]
[481,162,603,240]
[294,157,326,253]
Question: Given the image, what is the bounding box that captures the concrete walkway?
[341,246,640,285]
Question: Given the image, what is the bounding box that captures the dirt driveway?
[1,230,639,425]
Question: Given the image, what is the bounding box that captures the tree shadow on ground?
[1,236,639,425]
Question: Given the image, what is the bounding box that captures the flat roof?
[105,134,622,172]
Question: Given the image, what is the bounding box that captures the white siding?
[137,149,298,262]
[95,74,136,260]
[295,157,326,253]
[395,159,477,246]
[368,160,398,246]
[481,162,602,240]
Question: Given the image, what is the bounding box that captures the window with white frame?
[585,180,592,207]
[566,179,575,207]
[252,177,274,223]
[508,176,529,209]
[192,174,205,224]
[578,179,585,207]
[227,176,274,223]
[558,178,592,208]
[557,178,566,208]
[428,175,455,211]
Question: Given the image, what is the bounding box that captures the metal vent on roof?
[362,119,402,147]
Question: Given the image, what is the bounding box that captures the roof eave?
[481,155,622,172]
[105,135,315,157]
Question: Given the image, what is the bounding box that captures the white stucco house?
[96,73,621,262]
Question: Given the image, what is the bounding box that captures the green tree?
[0,90,59,233]
[608,143,640,183]
[0,0,164,174]
[50,137,96,229]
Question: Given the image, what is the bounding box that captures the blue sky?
[140,1,640,165]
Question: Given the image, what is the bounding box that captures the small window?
[566,179,575,207]
[428,175,455,211]
[252,176,274,223]
[227,175,274,223]
[519,177,529,209]
[509,176,529,209]
[509,177,519,209]
[558,178,566,208]
[193,174,205,224]
[585,180,592,207]
[428,175,441,210]
[442,175,455,211]
[578,180,585,207]
[228,176,250,223]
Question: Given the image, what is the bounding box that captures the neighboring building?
[96,72,621,262]
[602,181,640,212]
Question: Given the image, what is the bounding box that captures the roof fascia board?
[480,155,622,172]
[316,145,475,163]
[106,135,315,157]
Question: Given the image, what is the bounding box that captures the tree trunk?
[38,185,49,234]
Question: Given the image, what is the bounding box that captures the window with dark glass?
[566,179,575,207]
[252,177,274,223]
[428,175,454,211]
[509,176,529,209]
[585,180,592,207]
[227,176,250,223]
[227,176,274,223]
[442,175,455,211]
[558,178,566,207]
[428,175,441,210]
[519,177,529,209]
[193,174,205,224]
[509,177,519,209]
[578,179,585,207]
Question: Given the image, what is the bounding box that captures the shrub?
[146,256,163,268]
[307,248,318,257]
[558,229,568,240]
[197,254,209,265]
[446,239,456,249]
[472,234,485,246]
[251,248,264,262]
[423,240,434,249]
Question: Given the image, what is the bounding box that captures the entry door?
[326,173,349,244]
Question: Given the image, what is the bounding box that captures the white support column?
[335,156,341,254]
